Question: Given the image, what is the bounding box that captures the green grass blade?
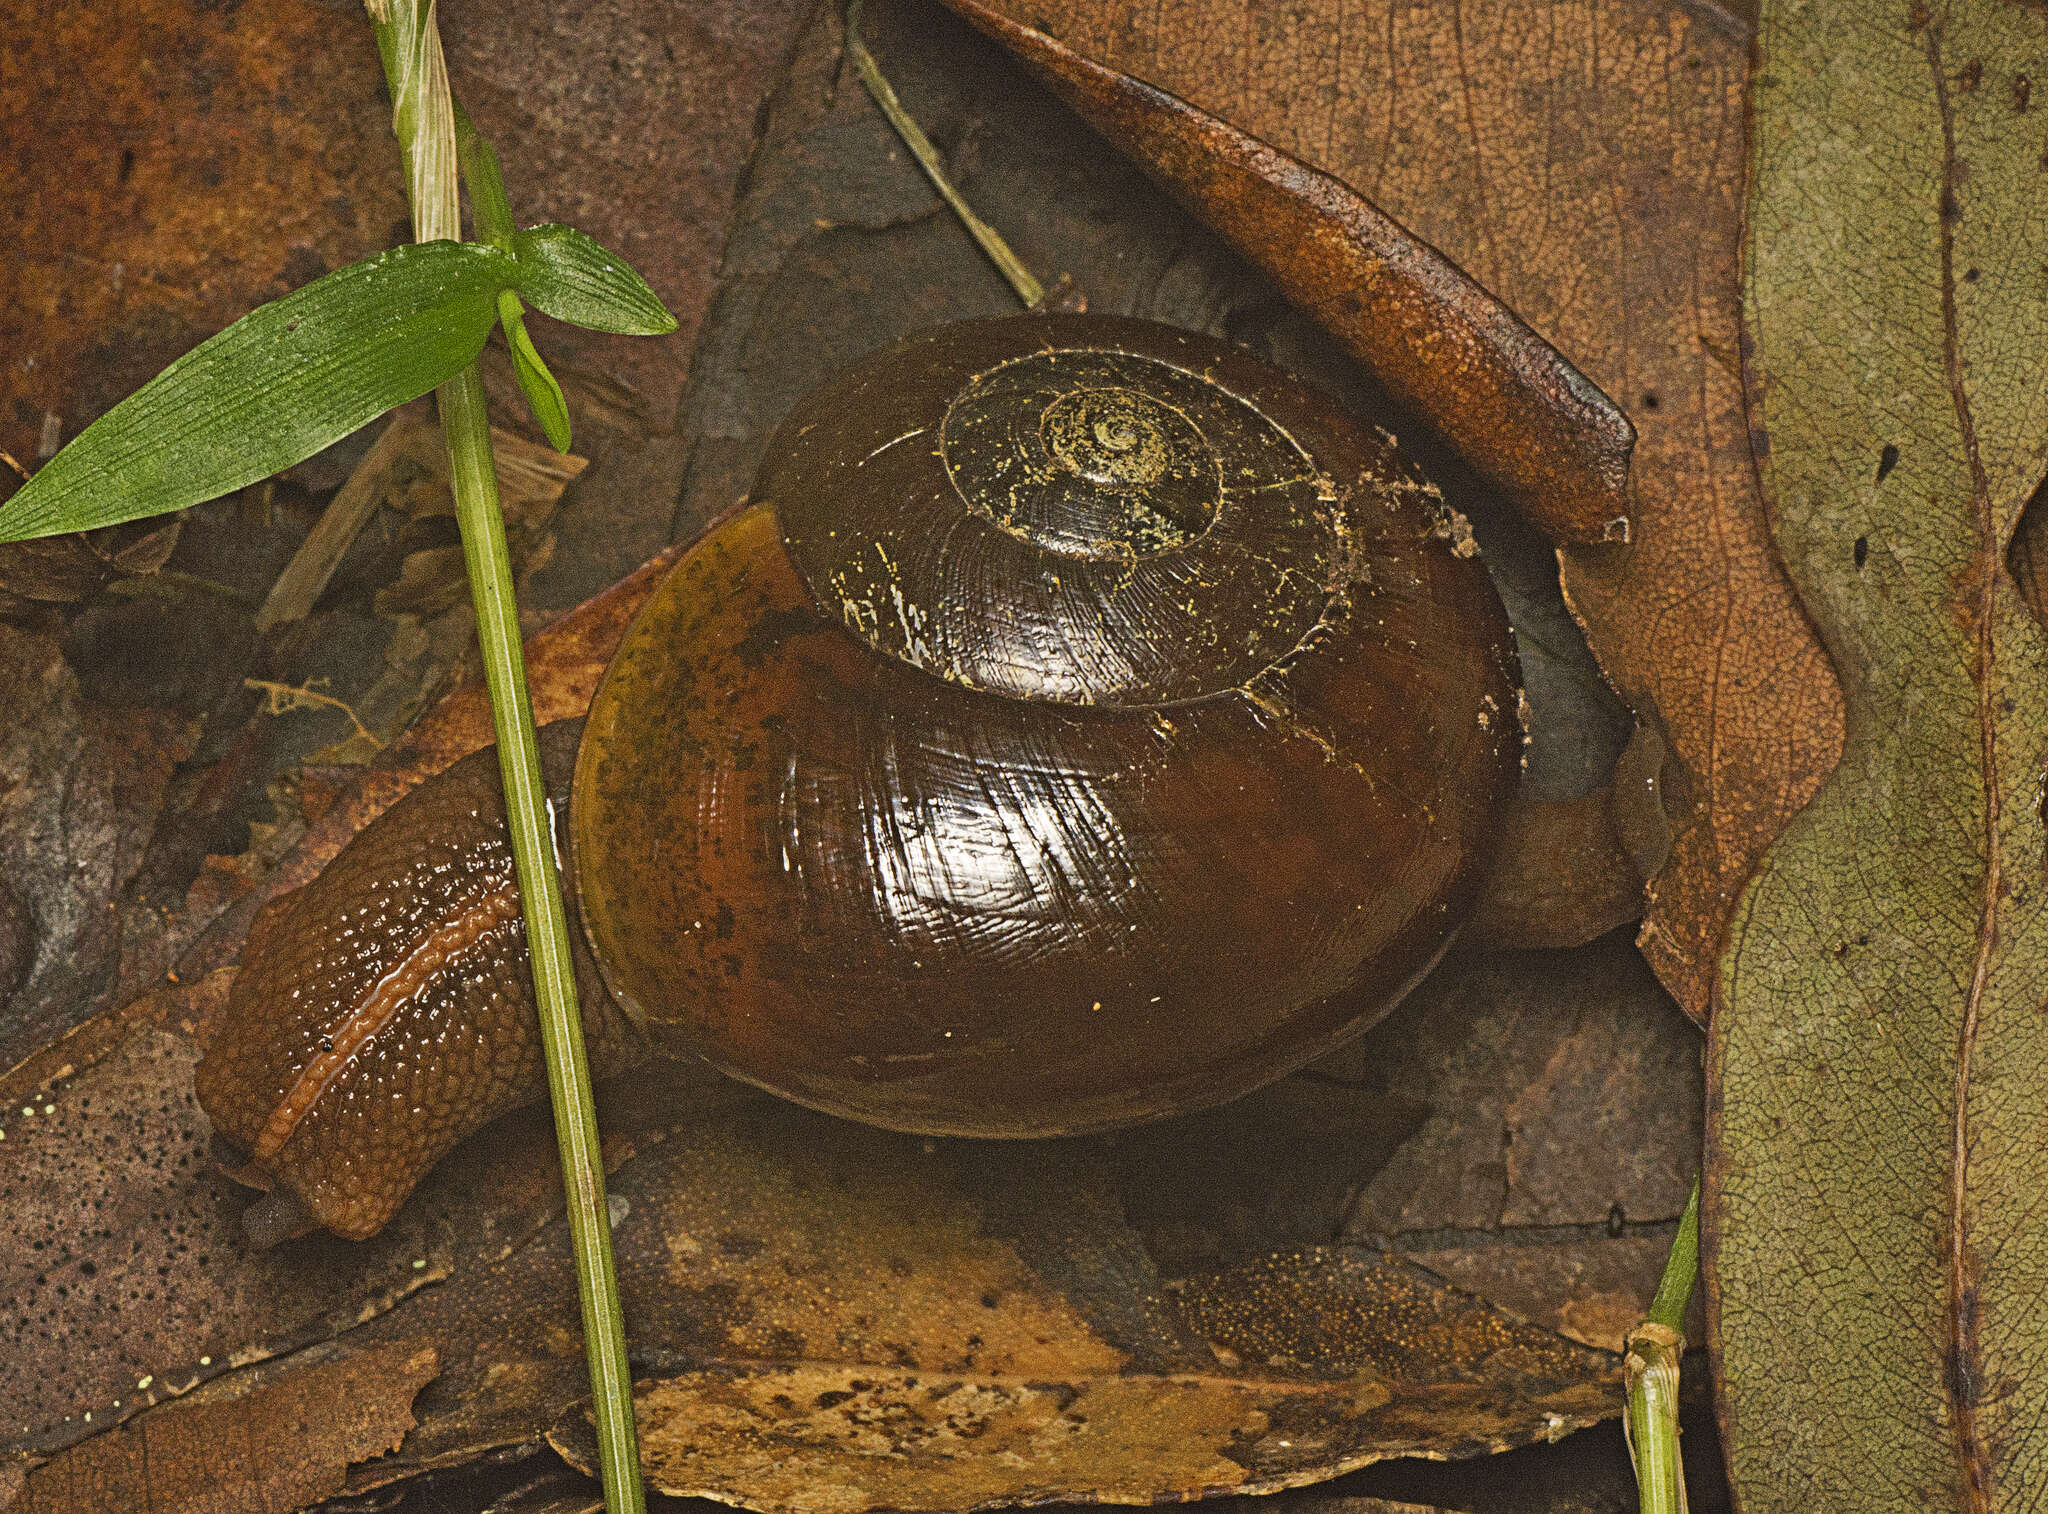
[512,225,677,335]
[501,290,574,452]
[454,104,517,251]
[0,240,517,544]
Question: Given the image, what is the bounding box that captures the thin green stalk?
[1626,1179,1700,1514]
[844,0,1045,308]
[366,6,645,1512]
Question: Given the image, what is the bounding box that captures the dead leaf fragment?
[0,0,407,473]
[536,1120,1616,1511]
[1467,794,1644,952]
[558,1262,1600,1514]
[12,1343,437,1514]
[1712,2,2048,1506]
[0,626,191,1065]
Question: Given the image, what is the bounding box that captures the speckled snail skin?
[196,313,1521,1241]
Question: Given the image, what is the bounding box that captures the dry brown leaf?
[0,626,193,1066]
[1466,795,1643,953]
[1463,726,1669,951]
[253,414,426,633]
[11,1343,437,1514]
[956,0,1843,1023]
[550,1251,1609,1510]
[1328,935,1701,1355]
[0,524,184,616]
[300,1104,1616,1510]
[0,1,407,473]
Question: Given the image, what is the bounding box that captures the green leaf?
[499,289,572,452]
[511,225,677,336]
[1713,2,2048,1507]
[0,240,518,544]
[454,103,516,252]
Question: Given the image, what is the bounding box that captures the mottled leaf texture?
[1713,2,2048,1508]
[964,0,1844,1023]
[11,1345,437,1514]
[0,242,515,544]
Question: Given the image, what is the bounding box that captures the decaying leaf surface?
[548,1246,1607,1511]
[1467,794,1645,953]
[1713,2,2048,1506]
[1331,934,1700,1355]
[0,0,406,473]
[11,1343,437,1514]
[944,1,1634,549]
[0,625,191,1066]
[0,0,799,472]
[961,0,1843,1022]
[359,1102,1611,1507]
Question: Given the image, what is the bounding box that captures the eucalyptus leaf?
[1714,1,2048,1506]
[0,241,518,544]
[500,290,573,452]
[512,225,677,336]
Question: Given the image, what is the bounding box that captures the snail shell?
[198,313,1519,1238]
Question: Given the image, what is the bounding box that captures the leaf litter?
[0,1,1713,1508]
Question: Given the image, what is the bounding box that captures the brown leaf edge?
[542,1247,1618,1514]
[941,0,1636,548]
[9,1344,438,1514]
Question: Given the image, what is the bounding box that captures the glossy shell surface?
[572,314,1519,1137]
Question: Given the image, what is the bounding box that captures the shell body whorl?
[572,314,1519,1136]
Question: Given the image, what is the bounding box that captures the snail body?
[198,314,1519,1239]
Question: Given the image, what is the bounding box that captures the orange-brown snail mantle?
[196,313,1520,1242]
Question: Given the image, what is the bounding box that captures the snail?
[195,312,1520,1241]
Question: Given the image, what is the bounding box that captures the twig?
[843,0,1046,309]
[243,677,385,750]
[255,413,586,632]
[365,6,646,1513]
[1625,1178,1700,1514]
[255,415,418,632]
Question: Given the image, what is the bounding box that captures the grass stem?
[365,5,645,1511]
[844,0,1045,308]
[1625,1178,1699,1514]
